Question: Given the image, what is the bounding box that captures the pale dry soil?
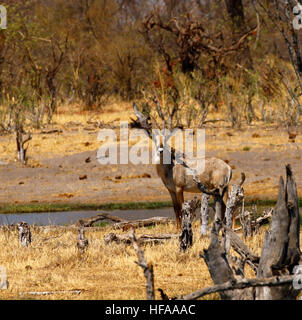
[0,112,302,205]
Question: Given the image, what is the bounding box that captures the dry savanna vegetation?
[0,221,284,300]
[0,0,302,301]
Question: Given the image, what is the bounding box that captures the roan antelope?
[130,102,232,229]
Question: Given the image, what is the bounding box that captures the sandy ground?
[1,118,302,206]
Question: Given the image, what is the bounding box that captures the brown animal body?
[154,144,232,228]
[131,102,232,228]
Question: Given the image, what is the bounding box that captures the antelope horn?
[239,172,246,187]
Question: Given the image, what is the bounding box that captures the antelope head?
[130,101,180,165]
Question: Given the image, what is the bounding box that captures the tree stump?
[17,222,32,247]
[179,198,200,252]
[256,165,301,300]
[201,165,302,300]
[225,172,245,229]
[77,220,88,253]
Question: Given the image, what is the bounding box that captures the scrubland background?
[0,0,301,300]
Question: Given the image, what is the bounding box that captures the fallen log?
[40,129,63,134]
[112,217,171,230]
[104,232,179,245]
[75,212,126,227]
[75,213,172,230]
[19,289,82,296]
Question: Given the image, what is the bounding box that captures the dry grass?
[1,100,301,161]
[0,101,300,161]
[1,222,297,300]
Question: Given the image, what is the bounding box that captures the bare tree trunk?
[225,0,246,34]
[15,114,32,165]
[16,130,32,165]
[225,0,253,69]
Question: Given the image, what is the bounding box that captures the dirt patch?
[0,124,302,205]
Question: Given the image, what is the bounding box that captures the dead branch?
[224,172,245,254]
[113,217,172,230]
[177,275,297,300]
[141,11,257,74]
[40,129,63,134]
[234,208,273,232]
[239,200,253,238]
[19,289,82,296]
[200,220,250,300]
[104,232,179,245]
[129,229,155,300]
[158,288,171,300]
[223,224,259,273]
[75,212,127,227]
